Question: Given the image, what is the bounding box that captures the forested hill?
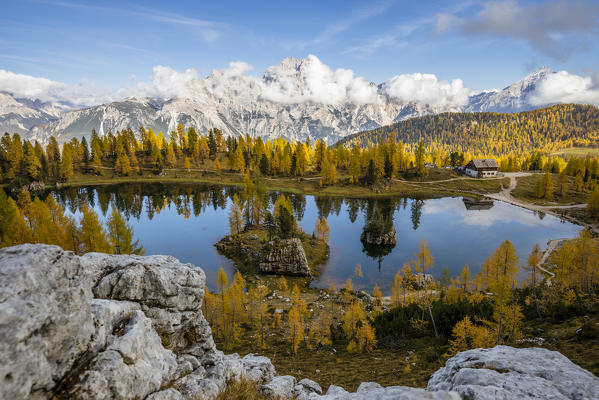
[340,104,599,156]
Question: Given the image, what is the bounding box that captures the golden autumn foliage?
[446,316,495,357]
[0,189,142,255]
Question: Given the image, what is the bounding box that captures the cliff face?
[1,244,598,400]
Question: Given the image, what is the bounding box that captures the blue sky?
[1,0,598,95]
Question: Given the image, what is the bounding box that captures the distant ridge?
[340,104,599,155]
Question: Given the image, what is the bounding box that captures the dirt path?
[485,172,598,234]
[393,176,475,184]
[486,172,587,211]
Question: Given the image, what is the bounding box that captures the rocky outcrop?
[259,238,311,276]
[427,346,599,400]
[2,244,598,400]
[215,235,314,277]
[303,382,461,399]
[0,244,275,400]
[360,226,396,246]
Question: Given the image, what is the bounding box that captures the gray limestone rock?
[260,375,297,399]
[0,244,275,400]
[259,238,311,276]
[0,244,95,400]
[360,226,397,246]
[427,345,599,400]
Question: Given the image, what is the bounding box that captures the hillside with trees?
[341,104,599,155]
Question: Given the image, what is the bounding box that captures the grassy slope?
[512,173,589,205]
[551,147,599,158]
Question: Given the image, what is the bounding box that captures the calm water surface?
[49,184,581,294]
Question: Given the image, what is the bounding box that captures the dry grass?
[215,379,269,400]
[551,147,599,158]
[512,174,590,205]
[214,287,447,392]
[520,314,599,376]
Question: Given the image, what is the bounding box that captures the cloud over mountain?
[1,56,599,145]
[381,73,470,107]
[530,70,599,105]
[260,55,377,105]
[3,56,599,112]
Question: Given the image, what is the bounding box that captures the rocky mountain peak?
[503,66,552,97]
[0,63,577,144]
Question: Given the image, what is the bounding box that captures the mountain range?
[0,58,559,144]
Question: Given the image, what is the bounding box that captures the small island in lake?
[215,194,329,277]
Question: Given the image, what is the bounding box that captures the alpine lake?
[47,183,582,294]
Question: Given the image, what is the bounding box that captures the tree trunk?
[428,306,439,338]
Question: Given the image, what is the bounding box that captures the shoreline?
[25,167,506,200]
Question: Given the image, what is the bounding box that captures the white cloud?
[130,65,199,99]
[0,70,64,101]
[0,69,110,106]
[381,73,470,107]
[261,55,378,105]
[530,70,599,105]
[0,57,473,108]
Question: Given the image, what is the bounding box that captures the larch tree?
[391,269,403,307]
[224,272,247,350]
[356,320,377,352]
[216,267,229,340]
[412,239,438,337]
[228,194,243,238]
[59,144,74,181]
[536,172,554,199]
[315,216,330,242]
[479,240,520,344]
[343,301,366,352]
[586,185,599,217]
[320,156,337,186]
[456,264,472,295]
[115,153,131,176]
[287,305,304,355]
[525,244,542,288]
[446,316,494,357]
[550,240,576,287]
[107,207,144,255]
[307,312,332,349]
[342,278,354,305]
[249,283,269,348]
[277,276,289,295]
[0,189,16,245]
[401,263,413,304]
[414,141,427,177]
[165,142,177,168]
[24,143,42,180]
[79,204,112,253]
